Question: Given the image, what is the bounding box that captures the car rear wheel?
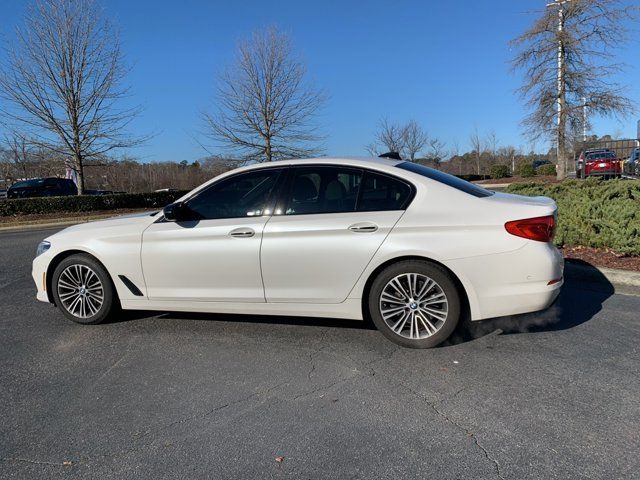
[52,254,119,325]
[368,260,460,348]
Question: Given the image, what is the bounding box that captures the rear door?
[260,165,414,303]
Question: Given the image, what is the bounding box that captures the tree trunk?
[265,136,272,162]
[75,153,85,195]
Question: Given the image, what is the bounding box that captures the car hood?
[47,211,158,240]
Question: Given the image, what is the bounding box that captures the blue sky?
[1,0,638,162]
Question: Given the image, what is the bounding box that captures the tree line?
[0,0,636,194]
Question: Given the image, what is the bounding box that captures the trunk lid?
[481,191,557,220]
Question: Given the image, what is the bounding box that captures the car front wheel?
[52,254,118,324]
[368,260,461,348]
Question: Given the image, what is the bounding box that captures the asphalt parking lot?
[1,228,639,479]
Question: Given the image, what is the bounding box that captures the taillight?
[505,215,556,242]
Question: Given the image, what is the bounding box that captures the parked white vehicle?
[32,157,563,348]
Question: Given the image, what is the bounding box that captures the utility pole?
[582,97,588,142]
[547,0,570,180]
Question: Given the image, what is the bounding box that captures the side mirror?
[163,201,189,222]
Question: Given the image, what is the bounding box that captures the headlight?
[36,241,51,257]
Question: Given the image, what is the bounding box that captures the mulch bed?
[561,246,640,272]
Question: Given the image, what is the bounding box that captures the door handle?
[229,227,255,238]
[348,222,378,233]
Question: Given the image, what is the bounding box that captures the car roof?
[584,148,612,154]
[180,157,408,202]
[243,156,403,169]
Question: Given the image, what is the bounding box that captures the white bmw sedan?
[32,157,563,348]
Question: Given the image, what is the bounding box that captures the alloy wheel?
[57,264,104,319]
[379,273,449,340]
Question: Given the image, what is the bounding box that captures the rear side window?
[285,166,362,215]
[396,162,494,198]
[357,171,412,211]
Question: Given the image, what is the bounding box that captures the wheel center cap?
[79,287,86,295]
[409,302,418,310]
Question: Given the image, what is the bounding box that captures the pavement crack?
[292,373,358,401]
[134,381,288,441]
[373,371,504,480]
[416,387,503,479]
[306,344,328,381]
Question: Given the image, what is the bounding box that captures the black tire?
[51,254,119,325]
[368,260,461,348]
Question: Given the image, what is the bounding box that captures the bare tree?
[511,0,636,180]
[425,137,447,164]
[449,139,463,175]
[3,133,35,179]
[368,118,430,161]
[401,120,428,161]
[204,27,326,163]
[485,130,499,164]
[0,0,143,194]
[368,118,406,157]
[469,129,485,175]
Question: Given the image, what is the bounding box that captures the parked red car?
[576,149,622,179]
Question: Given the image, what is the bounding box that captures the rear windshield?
[586,151,616,160]
[396,162,494,198]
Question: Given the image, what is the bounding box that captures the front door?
[141,168,284,302]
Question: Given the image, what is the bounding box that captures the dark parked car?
[575,149,622,179]
[624,148,640,177]
[7,178,77,199]
[532,159,552,169]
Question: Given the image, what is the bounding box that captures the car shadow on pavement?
[113,308,375,330]
[444,270,615,346]
[111,265,615,346]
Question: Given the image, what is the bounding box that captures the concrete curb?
[475,183,511,189]
[565,262,640,296]
[0,211,151,233]
[0,219,89,232]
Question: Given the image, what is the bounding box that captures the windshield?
[586,151,616,160]
[11,179,45,188]
[396,162,494,198]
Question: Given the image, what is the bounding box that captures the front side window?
[186,169,282,220]
[285,167,362,215]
